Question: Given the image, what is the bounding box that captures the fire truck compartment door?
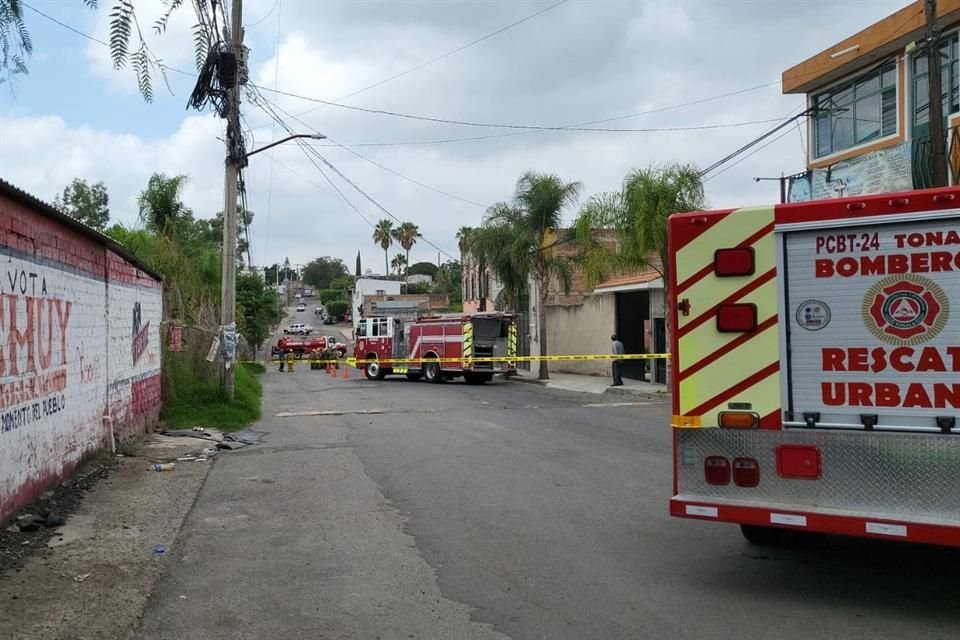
[781,214,960,433]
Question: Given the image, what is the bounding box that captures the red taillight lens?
[714,247,755,277]
[704,456,731,485]
[716,303,757,332]
[732,457,760,487]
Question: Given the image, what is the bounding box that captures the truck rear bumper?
[670,496,960,548]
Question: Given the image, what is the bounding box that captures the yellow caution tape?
[241,353,671,366]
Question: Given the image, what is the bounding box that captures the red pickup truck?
[274,335,347,359]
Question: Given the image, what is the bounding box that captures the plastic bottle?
[150,463,176,472]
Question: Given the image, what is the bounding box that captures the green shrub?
[160,358,263,431]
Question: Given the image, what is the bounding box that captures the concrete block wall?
[545,294,616,376]
[0,193,162,523]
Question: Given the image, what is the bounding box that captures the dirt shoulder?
[0,435,215,640]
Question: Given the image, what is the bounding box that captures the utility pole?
[221,0,243,398]
[753,173,788,203]
[927,0,948,186]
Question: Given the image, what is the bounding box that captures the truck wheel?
[740,524,782,545]
[423,360,442,384]
[405,373,422,381]
[294,351,303,360]
[365,358,386,381]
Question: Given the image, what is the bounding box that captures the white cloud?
[5,0,911,272]
[0,113,223,226]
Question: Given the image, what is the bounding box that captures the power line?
[252,82,788,132]
[259,92,492,209]
[21,1,109,46]
[698,105,810,177]
[328,137,490,208]
[251,87,464,262]
[290,0,570,121]
[703,123,805,183]
[245,0,280,28]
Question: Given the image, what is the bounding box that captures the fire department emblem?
[862,274,949,346]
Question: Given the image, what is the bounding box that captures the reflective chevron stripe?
[462,322,473,368]
[672,205,781,429]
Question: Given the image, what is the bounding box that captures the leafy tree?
[138,173,192,239]
[372,219,394,275]
[434,260,462,306]
[408,261,438,277]
[54,178,110,231]
[391,221,420,278]
[237,270,282,360]
[302,256,349,290]
[390,253,407,276]
[329,274,354,293]
[406,282,432,294]
[325,299,349,319]
[208,207,255,267]
[573,162,705,387]
[472,172,581,380]
[319,289,346,305]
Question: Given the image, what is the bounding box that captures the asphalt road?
[139,318,960,639]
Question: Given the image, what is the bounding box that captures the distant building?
[782,0,960,201]
[351,277,403,331]
[407,273,434,286]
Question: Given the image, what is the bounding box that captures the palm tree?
[391,253,407,276]
[372,219,394,276]
[392,222,420,279]
[138,173,192,239]
[471,172,582,380]
[573,162,705,389]
[456,226,474,256]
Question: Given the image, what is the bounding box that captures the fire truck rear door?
[780,212,960,433]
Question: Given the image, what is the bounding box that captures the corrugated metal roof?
[0,178,163,282]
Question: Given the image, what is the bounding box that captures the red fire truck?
[353,312,519,384]
[668,187,960,547]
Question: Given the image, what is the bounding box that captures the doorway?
[615,291,649,380]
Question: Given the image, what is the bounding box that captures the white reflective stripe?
[770,513,807,527]
[685,505,718,518]
[866,522,907,537]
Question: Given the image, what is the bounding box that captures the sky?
[0,0,908,274]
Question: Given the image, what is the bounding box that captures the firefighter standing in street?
[285,349,296,373]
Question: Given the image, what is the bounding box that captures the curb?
[604,386,671,402]
[506,375,546,386]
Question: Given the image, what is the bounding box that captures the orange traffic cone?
[342,365,349,379]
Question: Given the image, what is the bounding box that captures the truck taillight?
[732,458,760,487]
[704,456,730,485]
[714,247,755,277]
[716,303,757,332]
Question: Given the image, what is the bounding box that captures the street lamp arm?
[247,133,326,158]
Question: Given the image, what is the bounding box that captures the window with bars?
[812,61,898,159]
[911,32,960,132]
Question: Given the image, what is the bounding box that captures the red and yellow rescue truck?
[353,312,519,384]
[668,187,960,547]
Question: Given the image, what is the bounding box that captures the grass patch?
[161,360,264,431]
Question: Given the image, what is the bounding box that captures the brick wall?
[0,191,162,523]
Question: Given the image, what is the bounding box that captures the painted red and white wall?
[0,182,162,523]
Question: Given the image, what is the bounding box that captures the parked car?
[283,323,313,335]
[323,315,337,325]
[296,303,306,312]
